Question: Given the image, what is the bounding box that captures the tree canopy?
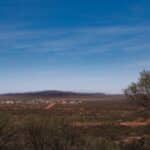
[124,70,150,109]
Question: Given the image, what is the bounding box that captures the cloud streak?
[0,25,150,54]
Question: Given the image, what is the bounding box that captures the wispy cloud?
[0,25,150,54]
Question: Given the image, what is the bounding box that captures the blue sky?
[0,0,150,93]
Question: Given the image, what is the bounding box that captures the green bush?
[121,137,150,150]
[24,117,81,150]
[0,113,17,150]
[82,136,120,150]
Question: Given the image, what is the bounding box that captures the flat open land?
[0,98,149,139]
[0,94,150,149]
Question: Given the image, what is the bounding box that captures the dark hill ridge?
[0,90,124,102]
[0,90,106,97]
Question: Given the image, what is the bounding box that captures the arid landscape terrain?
[0,0,150,149]
[0,91,150,150]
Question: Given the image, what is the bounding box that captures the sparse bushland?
[81,136,120,150]
[24,117,81,150]
[0,113,15,150]
[0,100,150,150]
[120,137,150,150]
[0,115,121,150]
[0,115,149,150]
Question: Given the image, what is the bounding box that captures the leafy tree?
[124,70,150,110]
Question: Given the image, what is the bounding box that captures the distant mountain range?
[0,90,124,102]
[0,90,106,97]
